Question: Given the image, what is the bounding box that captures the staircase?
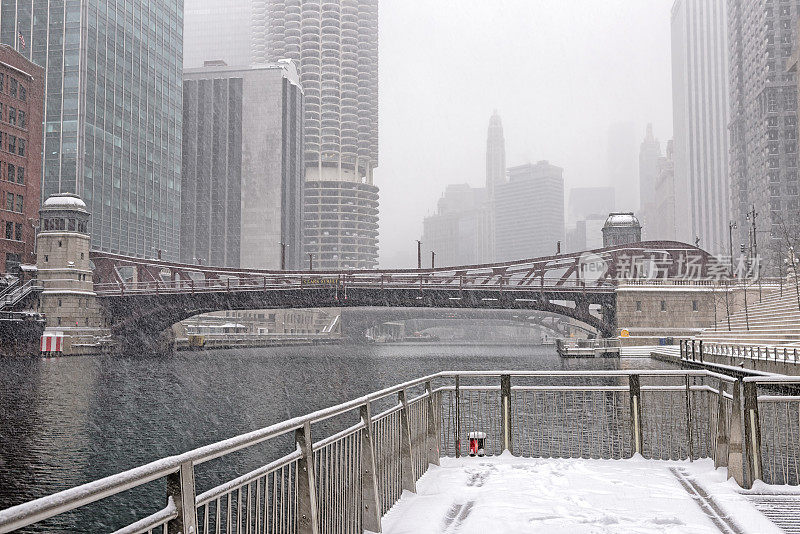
[0,279,41,311]
[696,282,800,349]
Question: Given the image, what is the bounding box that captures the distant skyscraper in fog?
[638,124,662,240]
[653,140,678,241]
[607,122,639,212]
[671,0,728,252]
[184,0,253,68]
[422,185,491,267]
[486,110,506,197]
[495,162,564,261]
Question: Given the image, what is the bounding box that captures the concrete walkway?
[382,455,789,533]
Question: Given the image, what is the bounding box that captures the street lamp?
[430,250,436,269]
[789,247,800,311]
[308,253,314,271]
[416,240,422,270]
[279,242,287,270]
[728,221,737,276]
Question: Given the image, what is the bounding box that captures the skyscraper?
[258,0,380,270]
[486,110,506,197]
[672,0,729,253]
[181,61,304,269]
[184,0,253,69]
[422,185,491,267]
[727,0,799,269]
[0,1,184,260]
[495,162,564,261]
[638,124,662,240]
[653,140,678,241]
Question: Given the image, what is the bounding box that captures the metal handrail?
[0,369,765,532]
[0,372,440,532]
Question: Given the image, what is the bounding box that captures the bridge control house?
[36,193,108,353]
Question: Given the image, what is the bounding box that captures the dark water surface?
[0,343,671,531]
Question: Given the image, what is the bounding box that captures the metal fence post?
[398,389,416,493]
[685,375,694,461]
[691,340,696,361]
[500,374,512,454]
[455,375,462,458]
[166,461,197,534]
[295,422,319,534]
[359,404,382,533]
[425,381,440,466]
[699,340,704,363]
[728,379,746,487]
[628,375,643,457]
[742,381,763,487]
[714,379,729,469]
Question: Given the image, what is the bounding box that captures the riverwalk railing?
[1,370,800,533]
[681,339,800,366]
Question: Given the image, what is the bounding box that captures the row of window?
[0,103,26,129]
[3,221,22,241]
[41,217,88,233]
[0,133,25,157]
[4,193,22,213]
[0,162,23,184]
[0,74,26,103]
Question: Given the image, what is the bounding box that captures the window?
[18,86,25,102]
[0,74,4,92]
[44,255,47,262]
[8,107,15,126]
[68,218,75,231]
[15,195,22,213]
[17,139,24,156]
[5,192,12,211]
[692,300,699,312]
[6,164,13,182]
[17,111,24,128]
[14,223,21,241]
[16,166,23,184]
[9,78,16,97]
[660,300,667,312]
[635,301,642,312]
[5,221,11,240]
[8,136,15,154]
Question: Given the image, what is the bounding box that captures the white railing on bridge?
[3,369,797,533]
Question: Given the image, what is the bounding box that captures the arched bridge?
[90,241,718,341]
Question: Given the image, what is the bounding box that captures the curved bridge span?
[90,241,716,339]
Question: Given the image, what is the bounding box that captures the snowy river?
[0,343,673,531]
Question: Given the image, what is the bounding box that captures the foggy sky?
[376,0,674,267]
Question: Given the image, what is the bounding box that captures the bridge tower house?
[36,193,108,352]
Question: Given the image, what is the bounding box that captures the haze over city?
[378,0,674,267]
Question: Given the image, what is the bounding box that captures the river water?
[0,343,672,531]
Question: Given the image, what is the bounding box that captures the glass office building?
[0,1,183,259]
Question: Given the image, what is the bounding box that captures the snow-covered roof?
[41,193,88,212]
[603,212,640,228]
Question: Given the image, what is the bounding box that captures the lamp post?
[431,250,436,269]
[416,240,422,270]
[747,205,761,301]
[279,242,287,270]
[790,247,800,311]
[728,221,737,275]
[308,253,313,271]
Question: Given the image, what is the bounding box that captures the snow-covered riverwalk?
[381,454,790,533]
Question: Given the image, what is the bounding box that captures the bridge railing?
[9,369,800,533]
[93,274,618,297]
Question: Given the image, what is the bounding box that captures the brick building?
[0,45,43,273]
